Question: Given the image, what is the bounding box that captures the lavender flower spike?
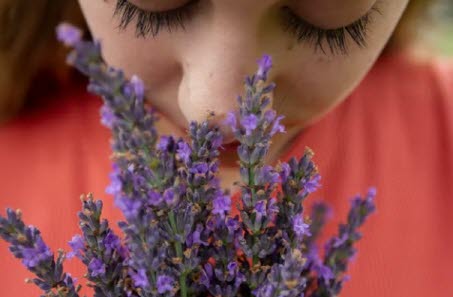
[256,54,273,81]
[56,22,82,46]
[0,209,81,296]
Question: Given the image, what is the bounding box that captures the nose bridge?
[176,12,266,122]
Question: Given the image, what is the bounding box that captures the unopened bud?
[16,234,27,243]
[171,257,182,265]
[284,279,298,289]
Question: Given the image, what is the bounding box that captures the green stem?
[168,211,187,297]
[179,273,188,297]
[248,166,255,203]
[248,164,261,266]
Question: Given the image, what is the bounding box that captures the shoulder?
[429,56,453,102]
[361,52,453,169]
[358,52,453,121]
[0,82,103,147]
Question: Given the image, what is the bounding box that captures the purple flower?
[103,231,121,251]
[56,23,82,46]
[367,187,377,198]
[256,54,273,81]
[212,193,231,218]
[303,174,321,194]
[257,165,280,185]
[254,200,267,222]
[66,234,85,259]
[293,215,311,238]
[270,115,285,136]
[264,110,276,123]
[100,105,115,128]
[364,187,377,212]
[157,135,171,151]
[241,114,258,136]
[114,196,142,220]
[187,224,209,247]
[262,82,276,94]
[279,162,291,182]
[200,263,213,288]
[205,216,217,231]
[148,189,163,206]
[189,162,209,175]
[130,75,145,100]
[156,275,174,294]
[255,200,267,215]
[227,261,238,276]
[342,275,351,283]
[332,233,349,248]
[21,237,53,268]
[130,268,149,288]
[209,162,219,174]
[267,198,279,217]
[211,133,223,149]
[226,217,240,234]
[224,112,237,132]
[177,141,192,164]
[128,171,147,190]
[252,283,275,297]
[106,164,122,196]
[315,262,334,281]
[63,273,78,286]
[238,145,251,164]
[163,188,178,207]
[306,246,334,281]
[234,271,246,288]
[88,258,106,277]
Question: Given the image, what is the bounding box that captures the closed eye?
[280,1,384,56]
[113,0,200,38]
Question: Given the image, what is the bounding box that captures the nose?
[178,52,276,143]
[173,12,277,142]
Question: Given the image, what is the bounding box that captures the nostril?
[218,124,237,144]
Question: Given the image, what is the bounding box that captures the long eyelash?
[113,0,199,38]
[281,2,383,56]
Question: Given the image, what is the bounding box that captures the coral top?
[1,52,452,296]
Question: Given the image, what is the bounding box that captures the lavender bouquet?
[0,23,376,297]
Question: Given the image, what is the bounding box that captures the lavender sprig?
[68,194,128,297]
[311,188,377,297]
[56,23,186,296]
[225,56,284,289]
[0,208,80,296]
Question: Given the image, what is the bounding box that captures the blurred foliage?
[430,0,453,56]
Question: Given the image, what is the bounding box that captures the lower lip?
[221,141,240,153]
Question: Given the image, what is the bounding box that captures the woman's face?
[78,0,409,141]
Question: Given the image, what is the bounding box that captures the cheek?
[276,52,379,129]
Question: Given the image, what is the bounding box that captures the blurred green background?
[428,0,453,56]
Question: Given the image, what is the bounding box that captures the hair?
[0,0,440,123]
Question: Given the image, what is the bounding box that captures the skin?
[78,0,409,186]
